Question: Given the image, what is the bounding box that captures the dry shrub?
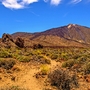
[48,69,78,90]
[0,85,28,90]
[0,50,12,58]
[62,59,75,68]
[83,62,90,74]
[33,44,43,49]
[44,59,51,64]
[17,56,31,62]
[50,54,58,60]
[0,59,15,70]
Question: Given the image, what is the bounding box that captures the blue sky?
[0,0,90,37]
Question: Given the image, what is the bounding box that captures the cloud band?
[0,0,84,10]
[1,0,38,9]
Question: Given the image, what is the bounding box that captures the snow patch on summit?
[67,24,76,29]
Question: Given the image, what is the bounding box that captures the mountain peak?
[67,24,76,29]
[11,24,90,47]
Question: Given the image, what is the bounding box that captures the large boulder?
[15,37,24,48]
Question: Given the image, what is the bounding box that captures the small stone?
[11,76,16,81]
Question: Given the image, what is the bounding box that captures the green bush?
[60,53,68,60]
[77,56,87,64]
[18,56,31,62]
[0,50,12,58]
[50,54,58,60]
[12,54,19,59]
[62,59,75,68]
[83,62,90,74]
[41,65,49,75]
[73,55,81,59]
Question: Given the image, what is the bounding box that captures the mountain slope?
[12,24,90,47]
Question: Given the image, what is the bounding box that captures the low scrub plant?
[17,56,31,62]
[77,56,87,64]
[44,59,51,64]
[0,85,28,90]
[0,50,12,58]
[60,53,69,60]
[40,65,49,75]
[0,58,15,70]
[83,62,90,74]
[50,54,58,60]
[48,68,78,90]
[62,59,75,68]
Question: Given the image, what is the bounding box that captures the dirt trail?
[17,55,60,90]
[43,55,61,69]
[19,68,42,90]
[0,55,61,90]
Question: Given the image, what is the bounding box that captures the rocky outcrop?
[2,33,14,43]
[1,33,15,48]
[15,37,24,48]
[1,33,24,48]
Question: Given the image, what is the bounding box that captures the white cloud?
[1,0,38,9]
[0,0,84,9]
[22,0,38,4]
[50,0,62,5]
[2,0,24,9]
[70,0,82,4]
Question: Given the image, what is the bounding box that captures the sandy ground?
[0,55,90,90]
[0,55,60,90]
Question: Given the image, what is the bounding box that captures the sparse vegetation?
[62,59,75,68]
[0,85,28,90]
[17,56,31,62]
[0,58,15,70]
[50,54,58,60]
[0,49,12,58]
[40,64,49,75]
[1,23,90,89]
[0,46,90,89]
[48,68,78,90]
[33,44,43,49]
[44,59,51,64]
[83,62,90,74]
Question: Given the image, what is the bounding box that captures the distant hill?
[11,24,90,47]
[12,32,33,38]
